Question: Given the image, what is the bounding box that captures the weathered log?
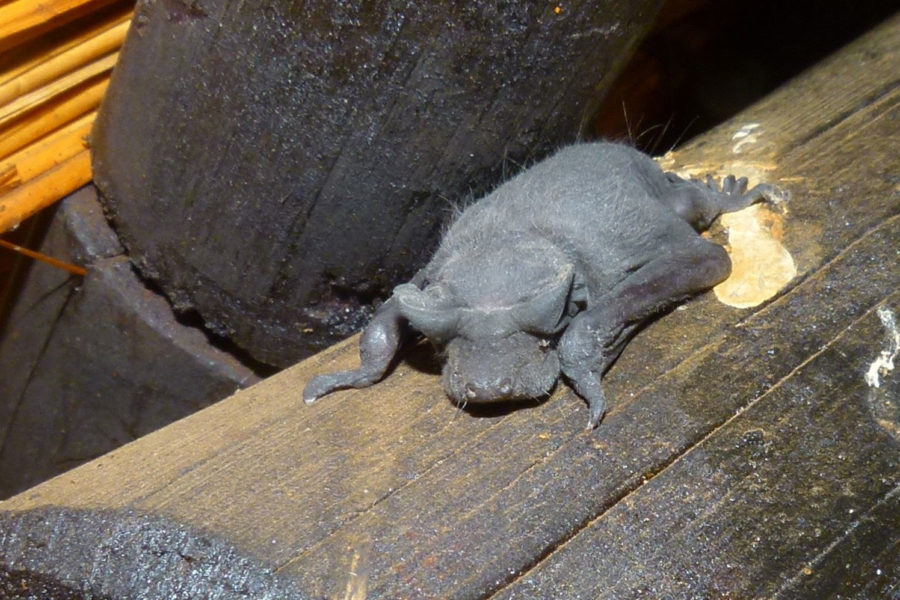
[91,0,666,367]
[0,187,258,499]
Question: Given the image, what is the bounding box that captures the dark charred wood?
[90,0,665,367]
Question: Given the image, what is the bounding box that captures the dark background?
[595,0,898,151]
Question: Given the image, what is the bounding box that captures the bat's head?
[441,331,559,403]
[393,254,574,404]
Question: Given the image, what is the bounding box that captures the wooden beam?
[0,12,898,600]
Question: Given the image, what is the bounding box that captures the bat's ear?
[511,264,574,334]
[394,283,461,341]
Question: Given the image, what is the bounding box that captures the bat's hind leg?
[559,237,731,428]
[662,172,777,231]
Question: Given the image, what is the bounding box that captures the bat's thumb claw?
[586,399,607,430]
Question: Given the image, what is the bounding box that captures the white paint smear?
[865,306,899,388]
[732,123,762,154]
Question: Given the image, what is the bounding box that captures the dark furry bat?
[303,142,774,428]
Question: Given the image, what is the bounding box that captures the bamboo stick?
[0,75,108,160]
[0,17,128,105]
[0,149,92,234]
[0,0,119,54]
[0,238,87,276]
[0,52,116,128]
[0,8,130,84]
[0,112,93,194]
[0,2,133,237]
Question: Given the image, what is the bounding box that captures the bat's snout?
[442,333,560,405]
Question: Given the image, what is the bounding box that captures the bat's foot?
[700,174,783,212]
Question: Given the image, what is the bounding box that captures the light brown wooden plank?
[492,241,900,599]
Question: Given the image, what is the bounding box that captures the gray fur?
[303,142,775,428]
